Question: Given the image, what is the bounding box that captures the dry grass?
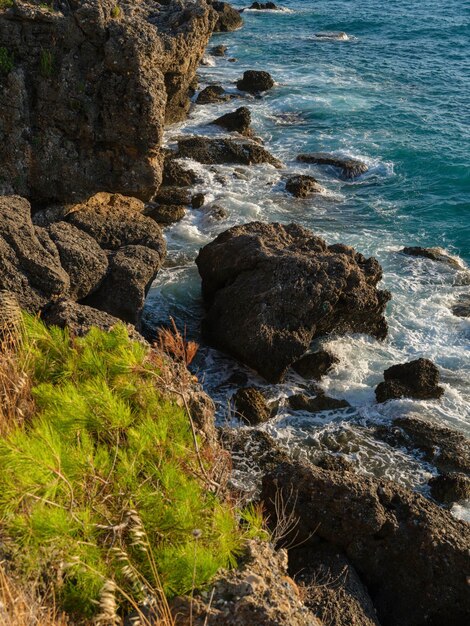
[155,319,198,367]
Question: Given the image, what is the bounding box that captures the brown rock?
[292,350,339,379]
[177,136,282,168]
[211,107,253,136]
[375,358,444,402]
[233,387,271,424]
[196,84,232,104]
[237,69,275,92]
[191,193,206,209]
[288,392,350,413]
[211,44,228,56]
[451,294,470,318]
[402,246,462,269]
[297,154,369,179]
[210,1,244,32]
[285,175,323,197]
[144,204,187,225]
[162,155,199,187]
[429,472,470,505]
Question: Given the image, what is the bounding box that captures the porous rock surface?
[196,222,390,382]
[237,69,275,92]
[176,136,282,167]
[261,460,470,626]
[286,174,323,197]
[211,106,253,136]
[375,358,444,402]
[233,387,271,424]
[210,0,243,32]
[0,0,216,203]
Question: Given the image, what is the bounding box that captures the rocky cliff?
[0,0,216,204]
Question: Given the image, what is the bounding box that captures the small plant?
[0,47,14,74]
[0,0,14,10]
[111,4,121,18]
[40,49,54,77]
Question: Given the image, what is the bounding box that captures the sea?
[143,0,470,519]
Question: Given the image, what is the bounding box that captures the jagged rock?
[171,540,321,625]
[429,472,470,505]
[211,107,253,136]
[289,392,350,413]
[297,154,369,179]
[286,175,323,198]
[292,351,339,379]
[248,2,279,9]
[154,186,191,206]
[196,84,232,104]
[374,416,470,474]
[375,358,444,402]
[402,246,462,269]
[176,136,282,168]
[162,154,199,187]
[452,294,470,318]
[211,44,228,56]
[290,545,381,626]
[192,193,206,209]
[210,1,244,32]
[261,460,470,626]
[0,0,216,203]
[237,69,275,92]
[144,204,187,225]
[233,387,271,424]
[196,222,390,382]
[314,454,354,473]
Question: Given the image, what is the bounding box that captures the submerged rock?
[429,472,470,505]
[211,106,253,136]
[452,294,470,318]
[288,392,350,413]
[314,31,350,41]
[196,222,390,382]
[196,84,233,104]
[191,193,206,209]
[237,70,275,92]
[262,460,470,626]
[162,154,199,188]
[297,153,369,179]
[210,1,244,32]
[285,174,323,197]
[402,246,462,269]
[211,44,228,56]
[248,2,280,9]
[233,387,272,425]
[375,358,444,402]
[292,350,339,379]
[176,136,282,168]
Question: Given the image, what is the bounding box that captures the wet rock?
[220,428,289,478]
[375,415,470,474]
[401,246,462,269]
[375,358,444,402]
[196,84,232,104]
[144,204,186,225]
[292,350,339,379]
[191,193,206,209]
[314,32,350,41]
[285,175,323,197]
[248,2,279,9]
[261,460,470,626]
[211,44,228,56]
[451,294,470,318]
[154,187,191,206]
[297,153,369,179]
[211,106,253,136]
[233,387,271,425]
[171,540,321,626]
[290,545,381,626]
[176,136,282,168]
[314,454,355,473]
[162,155,199,187]
[196,222,390,382]
[288,392,350,413]
[429,472,470,505]
[237,69,275,93]
[210,1,244,32]
[202,204,229,221]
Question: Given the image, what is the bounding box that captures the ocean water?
[144,0,470,515]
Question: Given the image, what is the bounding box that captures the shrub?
[0,314,245,621]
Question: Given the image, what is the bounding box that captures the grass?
[40,49,54,77]
[0,47,14,74]
[0,306,256,622]
[111,4,122,19]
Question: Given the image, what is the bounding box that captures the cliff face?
[0,0,216,204]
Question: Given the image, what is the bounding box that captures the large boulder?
[285,175,323,197]
[375,358,444,402]
[297,154,369,180]
[196,222,390,382]
[292,350,339,379]
[196,84,233,104]
[401,246,462,269]
[237,69,275,92]
[211,107,253,136]
[261,460,470,626]
[0,0,215,203]
[176,136,282,168]
[210,1,243,32]
[233,387,271,425]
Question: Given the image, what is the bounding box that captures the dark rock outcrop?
[292,350,339,379]
[196,84,233,104]
[248,2,279,9]
[162,154,199,187]
[210,1,244,32]
[285,175,323,197]
[211,107,253,136]
[196,222,390,382]
[0,0,216,203]
[176,136,282,168]
[375,358,444,402]
[233,387,271,425]
[237,69,275,93]
[452,294,470,318]
[297,154,369,179]
[288,392,350,413]
[191,193,206,209]
[402,246,462,269]
[145,204,187,226]
[429,472,470,505]
[211,44,228,56]
[261,460,470,626]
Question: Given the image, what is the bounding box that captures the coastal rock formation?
[162,153,199,187]
[196,84,233,104]
[452,294,470,318]
[286,175,323,197]
[288,392,350,413]
[196,222,390,382]
[375,358,444,402]
[210,1,244,32]
[292,350,339,379]
[145,204,187,225]
[261,460,470,626]
[176,136,282,167]
[429,472,470,505]
[0,0,216,203]
[297,154,369,179]
[402,246,462,269]
[211,44,228,56]
[237,69,275,92]
[233,387,271,425]
[248,2,280,9]
[211,107,253,136]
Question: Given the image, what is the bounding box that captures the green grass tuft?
[0,47,14,74]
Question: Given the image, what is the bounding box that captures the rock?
[154,186,191,206]
[374,415,470,474]
[237,69,275,93]
[176,136,282,168]
[210,1,244,32]
[248,2,279,9]
[191,193,206,209]
[144,204,186,225]
[211,107,253,136]
[297,154,369,179]
[202,204,229,221]
[315,454,354,473]
[401,246,462,269]
[0,0,216,203]
[187,390,219,450]
[288,392,350,413]
[375,358,444,402]
[196,222,390,382]
[211,44,228,56]
[452,294,470,318]
[290,545,381,626]
[261,460,470,626]
[233,387,271,425]
[285,175,323,197]
[429,472,470,505]
[196,84,232,104]
[171,540,321,625]
[162,154,199,187]
[314,32,350,41]
[292,350,339,379]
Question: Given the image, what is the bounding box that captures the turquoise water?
[145,0,470,510]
